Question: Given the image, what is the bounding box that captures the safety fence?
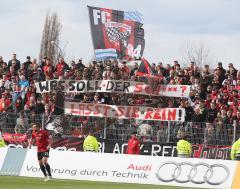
[101,120,237,146]
[0,112,239,146]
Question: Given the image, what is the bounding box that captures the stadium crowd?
[0,53,239,144]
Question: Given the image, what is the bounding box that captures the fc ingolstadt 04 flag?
[88,6,145,61]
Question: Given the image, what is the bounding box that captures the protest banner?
[64,102,185,122]
[35,80,190,98]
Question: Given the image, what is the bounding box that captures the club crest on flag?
[105,22,131,45]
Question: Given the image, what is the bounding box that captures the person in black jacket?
[207,102,218,123]
[75,59,85,70]
[8,53,21,70]
[192,107,206,144]
[0,56,6,70]
[32,68,46,82]
[23,56,32,70]
[34,98,45,114]
[215,62,226,83]
[184,101,194,122]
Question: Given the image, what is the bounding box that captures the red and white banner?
[2,133,27,143]
[64,102,185,122]
[35,80,190,98]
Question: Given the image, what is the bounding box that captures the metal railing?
[0,112,43,134]
[0,112,238,146]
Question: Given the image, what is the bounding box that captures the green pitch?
[0,176,201,189]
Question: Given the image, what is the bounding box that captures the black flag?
[136,58,158,78]
[88,5,145,61]
[136,58,160,93]
[44,89,65,135]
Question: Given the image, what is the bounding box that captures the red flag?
[136,58,159,79]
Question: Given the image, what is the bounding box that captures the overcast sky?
[1,0,240,69]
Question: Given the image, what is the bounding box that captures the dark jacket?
[8,59,21,70]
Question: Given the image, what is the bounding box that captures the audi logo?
[155,161,230,185]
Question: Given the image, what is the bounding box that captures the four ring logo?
[155,161,230,185]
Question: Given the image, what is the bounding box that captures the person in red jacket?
[28,123,53,181]
[55,58,69,77]
[126,131,140,155]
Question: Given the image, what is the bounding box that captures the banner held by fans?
[88,6,145,60]
[35,80,190,98]
[65,102,185,122]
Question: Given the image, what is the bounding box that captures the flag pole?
[87,5,97,62]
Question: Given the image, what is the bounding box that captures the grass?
[0,176,200,189]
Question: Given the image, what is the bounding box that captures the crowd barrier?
[103,121,237,146]
[0,148,239,189]
[3,135,231,160]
